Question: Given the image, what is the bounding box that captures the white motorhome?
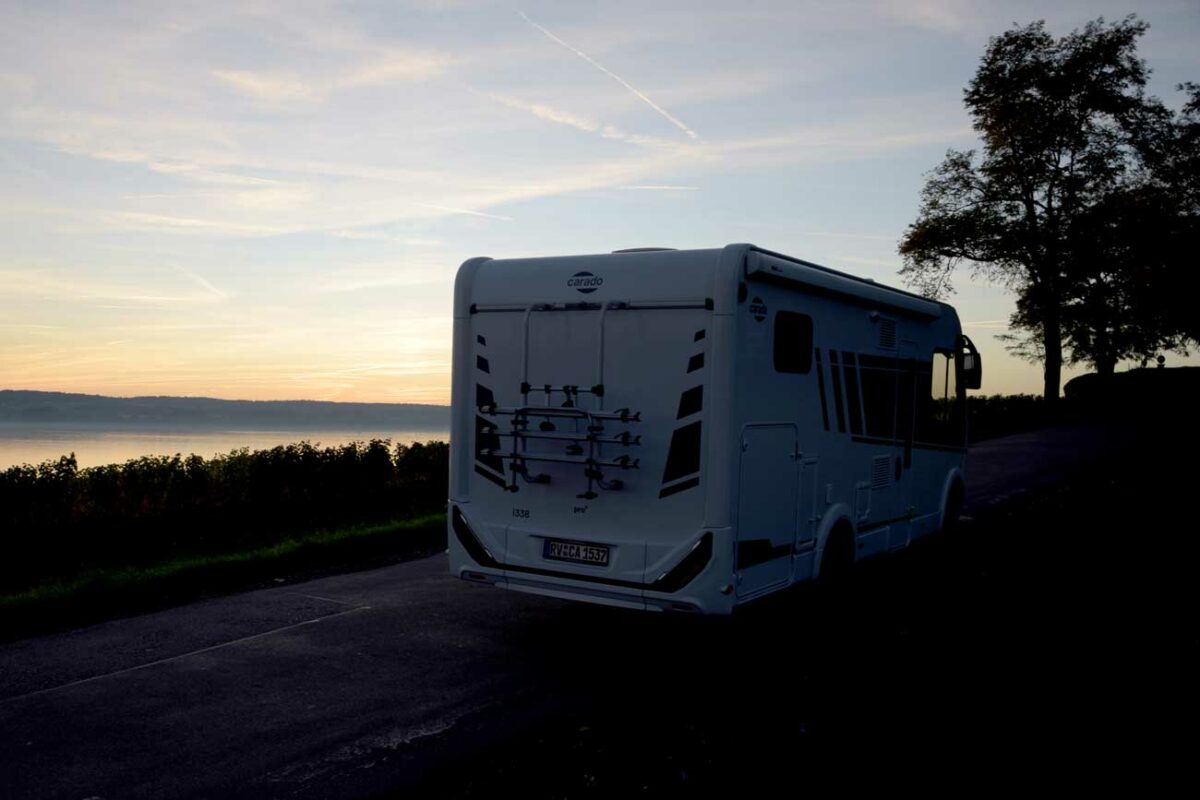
[448,244,981,614]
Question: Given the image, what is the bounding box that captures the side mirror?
[958,335,982,390]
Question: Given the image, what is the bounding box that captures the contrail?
[488,92,600,134]
[175,265,227,299]
[486,91,686,150]
[412,201,513,221]
[518,11,699,141]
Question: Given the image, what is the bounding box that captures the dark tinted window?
[897,360,916,465]
[774,311,813,374]
[859,358,897,439]
[841,352,863,435]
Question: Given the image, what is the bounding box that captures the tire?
[942,482,964,534]
[818,523,855,583]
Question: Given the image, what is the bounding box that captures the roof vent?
[612,247,677,253]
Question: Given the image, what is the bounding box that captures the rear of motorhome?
[448,244,981,614]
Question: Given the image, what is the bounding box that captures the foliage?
[0,439,448,594]
[966,393,1058,442]
[1155,81,1200,347]
[899,16,1196,398]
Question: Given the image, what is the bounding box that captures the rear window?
[774,311,813,374]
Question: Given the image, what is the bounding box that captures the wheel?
[818,523,855,583]
[942,482,964,534]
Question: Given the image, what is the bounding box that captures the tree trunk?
[1042,311,1063,410]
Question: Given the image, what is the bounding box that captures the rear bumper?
[457,571,720,613]
[448,506,733,613]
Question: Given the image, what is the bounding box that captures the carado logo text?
[568,271,603,294]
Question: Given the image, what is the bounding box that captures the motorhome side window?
[931,352,956,413]
[773,311,813,374]
[916,350,964,446]
[858,355,897,439]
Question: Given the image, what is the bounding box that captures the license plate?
[543,538,610,567]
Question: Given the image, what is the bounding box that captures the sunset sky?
[2,0,1197,404]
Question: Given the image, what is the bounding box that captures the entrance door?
[736,424,798,598]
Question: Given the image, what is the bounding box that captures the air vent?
[871,455,891,489]
[612,247,677,253]
[878,318,897,350]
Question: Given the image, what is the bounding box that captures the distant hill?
[0,390,449,430]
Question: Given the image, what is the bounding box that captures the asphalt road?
[0,424,1126,799]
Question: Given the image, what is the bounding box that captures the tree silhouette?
[899,16,1193,401]
[1158,83,1200,348]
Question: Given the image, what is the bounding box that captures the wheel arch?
[939,467,966,530]
[814,503,856,577]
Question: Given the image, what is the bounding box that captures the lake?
[0,424,450,469]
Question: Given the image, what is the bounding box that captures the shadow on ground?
[411,432,1186,795]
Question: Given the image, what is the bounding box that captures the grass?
[0,512,446,641]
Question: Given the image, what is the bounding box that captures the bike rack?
[478,404,641,498]
[472,299,708,499]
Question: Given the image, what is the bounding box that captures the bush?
[0,439,448,594]
[967,394,1057,442]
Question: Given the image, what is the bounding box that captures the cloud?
[827,255,901,270]
[76,115,966,238]
[322,230,442,245]
[7,87,974,242]
[617,185,698,191]
[880,0,974,34]
[597,125,691,150]
[302,262,451,293]
[211,70,321,104]
[212,51,451,106]
[104,212,292,237]
[340,52,450,87]
[708,123,975,169]
[143,161,279,187]
[649,70,788,107]
[794,231,898,242]
[0,72,35,103]
[0,267,229,305]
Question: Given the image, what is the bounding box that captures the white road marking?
[0,605,372,705]
[290,592,360,607]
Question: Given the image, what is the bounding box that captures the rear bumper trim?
[453,506,713,594]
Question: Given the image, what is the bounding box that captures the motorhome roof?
[467,244,951,321]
